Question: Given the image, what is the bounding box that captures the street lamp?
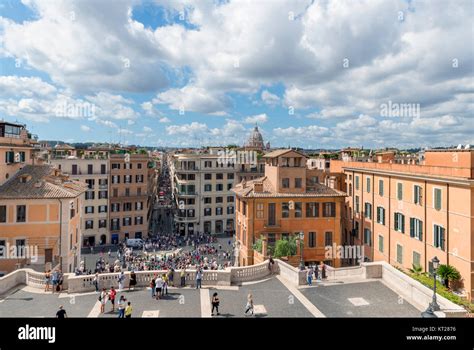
[299,232,305,270]
[421,256,441,317]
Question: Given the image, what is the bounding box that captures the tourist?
[321,262,327,279]
[93,272,99,292]
[118,296,126,318]
[118,271,125,291]
[51,269,59,294]
[314,264,319,281]
[195,268,203,289]
[307,268,313,286]
[150,275,156,298]
[268,256,275,273]
[56,305,67,319]
[129,271,137,291]
[125,302,132,318]
[180,268,186,287]
[99,288,107,313]
[211,292,220,316]
[155,275,164,299]
[57,270,64,292]
[44,270,51,292]
[167,267,174,287]
[109,286,117,312]
[244,293,254,316]
[162,273,169,295]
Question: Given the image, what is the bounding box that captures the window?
[87,164,93,174]
[397,183,403,200]
[227,206,234,214]
[85,179,95,189]
[378,235,384,253]
[227,173,234,180]
[123,217,132,226]
[216,207,223,215]
[135,202,143,211]
[85,220,94,229]
[113,188,118,197]
[85,191,95,200]
[394,212,405,233]
[111,203,120,212]
[204,197,212,204]
[137,163,142,169]
[112,175,120,184]
[323,202,335,217]
[227,183,232,190]
[349,184,352,196]
[71,164,78,175]
[216,173,223,180]
[124,175,132,183]
[216,184,223,191]
[227,196,234,203]
[216,197,223,203]
[136,174,144,183]
[85,206,94,214]
[282,203,290,218]
[256,203,264,219]
[204,173,212,180]
[125,188,130,197]
[414,185,422,205]
[188,174,195,181]
[433,225,445,251]
[294,202,302,218]
[309,232,316,248]
[99,205,107,213]
[0,205,6,223]
[99,191,107,199]
[396,244,403,264]
[204,184,212,192]
[410,218,423,241]
[376,207,385,225]
[364,203,372,219]
[111,163,120,170]
[324,232,333,247]
[268,203,276,225]
[379,179,384,196]
[366,177,371,193]
[16,205,26,222]
[123,202,132,211]
[204,161,212,168]
[204,208,212,216]
[306,202,319,217]
[355,176,360,190]
[295,178,302,188]
[434,188,442,210]
[101,164,106,174]
[413,251,421,268]
[135,216,144,225]
[99,219,107,228]
[111,219,120,231]
[282,178,289,188]
[355,196,360,213]
[364,228,371,246]
[124,163,132,170]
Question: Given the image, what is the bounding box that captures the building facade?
[109,153,156,242]
[331,149,474,301]
[50,152,110,247]
[232,149,346,267]
[0,165,85,274]
[170,151,237,236]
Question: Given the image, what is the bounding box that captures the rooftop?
[0,165,87,199]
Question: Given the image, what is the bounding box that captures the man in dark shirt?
[56,305,67,318]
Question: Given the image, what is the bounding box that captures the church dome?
[246,125,264,149]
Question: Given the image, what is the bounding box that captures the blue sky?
[0,0,472,148]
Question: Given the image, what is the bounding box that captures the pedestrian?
[155,275,163,299]
[321,262,327,279]
[93,272,99,292]
[195,268,202,289]
[150,276,156,298]
[129,271,137,291]
[167,268,174,287]
[99,288,107,313]
[268,256,275,273]
[180,268,186,287]
[162,273,169,295]
[118,296,126,318]
[109,286,116,312]
[56,305,67,319]
[244,293,254,316]
[51,269,59,294]
[57,270,64,292]
[118,271,125,291]
[125,302,132,318]
[307,267,313,286]
[211,292,220,316]
[314,264,319,281]
[44,270,51,292]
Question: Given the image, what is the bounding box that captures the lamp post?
[421,256,441,317]
[299,232,305,270]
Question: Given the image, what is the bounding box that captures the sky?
[0,0,472,149]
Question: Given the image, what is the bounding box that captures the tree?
[273,236,297,258]
[437,264,461,289]
[252,237,263,253]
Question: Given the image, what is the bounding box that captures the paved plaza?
[0,277,420,318]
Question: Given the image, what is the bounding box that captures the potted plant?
[437,264,461,289]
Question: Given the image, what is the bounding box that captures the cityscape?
[0,0,472,347]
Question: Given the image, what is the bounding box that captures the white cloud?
[96,120,118,129]
[143,126,153,133]
[244,113,268,124]
[261,90,280,106]
[80,125,91,132]
[159,117,171,123]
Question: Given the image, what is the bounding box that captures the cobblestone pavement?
[0,278,420,318]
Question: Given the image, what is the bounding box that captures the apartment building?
[50,149,110,247]
[170,150,237,236]
[232,149,346,267]
[0,121,38,185]
[331,149,474,301]
[0,165,86,274]
[109,152,157,242]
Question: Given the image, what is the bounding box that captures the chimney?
[253,181,263,192]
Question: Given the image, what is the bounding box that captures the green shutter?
[394,213,398,230]
[410,218,414,237]
[435,189,442,210]
[401,215,405,233]
[397,183,403,200]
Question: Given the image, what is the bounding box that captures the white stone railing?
[230,260,273,284]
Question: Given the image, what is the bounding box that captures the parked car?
[125,238,144,248]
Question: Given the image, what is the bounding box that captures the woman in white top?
[244,293,254,316]
[99,288,108,313]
